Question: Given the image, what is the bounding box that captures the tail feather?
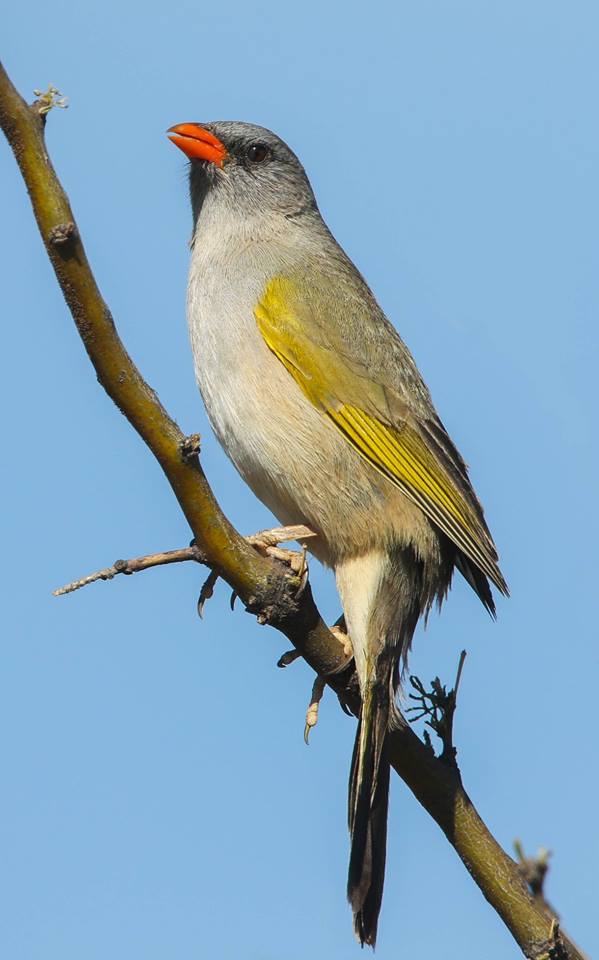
[454,551,497,617]
[337,545,431,947]
[347,687,390,948]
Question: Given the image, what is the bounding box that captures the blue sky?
[1,2,597,957]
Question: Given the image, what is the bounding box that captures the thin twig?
[514,839,552,900]
[407,650,467,766]
[53,546,205,596]
[53,525,316,598]
[453,648,467,699]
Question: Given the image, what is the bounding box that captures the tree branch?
[0,60,584,960]
[52,545,205,596]
[52,525,316,597]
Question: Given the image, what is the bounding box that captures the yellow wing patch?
[255,275,345,410]
[255,276,505,593]
[330,405,501,586]
[334,405,468,526]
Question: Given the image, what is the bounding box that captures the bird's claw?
[197,569,219,618]
[195,525,315,618]
[246,525,314,595]
[304,675,326,744]
[277,617,351,738]
[277,649,302,668]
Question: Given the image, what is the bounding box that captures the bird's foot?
[276,618,351,673]
[277,650,326,741]
[304,674,326,744]
[196,524,316,617]
[246,524,316,582]
[276,647,325,741]
[278,617,353,738]
[277,649,302,668]
[329,622,353,661]
[197,568,219,618]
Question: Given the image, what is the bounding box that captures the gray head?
[168,120,318,226]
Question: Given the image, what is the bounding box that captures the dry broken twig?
[407,650,467,765]
[53,525,315,598]
[53,546,205,596]
[515,840,552,901]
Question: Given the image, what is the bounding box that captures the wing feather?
[255,276,508,598]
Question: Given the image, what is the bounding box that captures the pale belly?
[186,244,436,567]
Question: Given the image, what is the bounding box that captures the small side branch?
[407,650,467,766]
[514,840,552,902]
[53,546,205,596]
[513,840,591,960]
[53,525,316,598]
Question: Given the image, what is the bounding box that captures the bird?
[168,120,508,947]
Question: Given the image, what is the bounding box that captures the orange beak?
[167,123,227,167]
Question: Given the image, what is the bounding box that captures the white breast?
[185,211,433,566]
[187,224,333,543]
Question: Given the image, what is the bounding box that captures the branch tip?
[407,650,467,765]
[33,84,68,114]
[514,839,552,899]
[180,433,201,462]
[53,546,204,597]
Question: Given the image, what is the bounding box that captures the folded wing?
[255,275,508,603]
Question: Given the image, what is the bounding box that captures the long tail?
[347,682,391,948]
[337,545,431,947]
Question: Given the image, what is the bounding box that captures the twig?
[33,83,68,114]
[514,840,552,900]
[513,843,590,960]
[54,546,205,596]
[53,525,315,599]
[407,650,467,766]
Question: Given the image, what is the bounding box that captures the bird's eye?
[246,142,270,164]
